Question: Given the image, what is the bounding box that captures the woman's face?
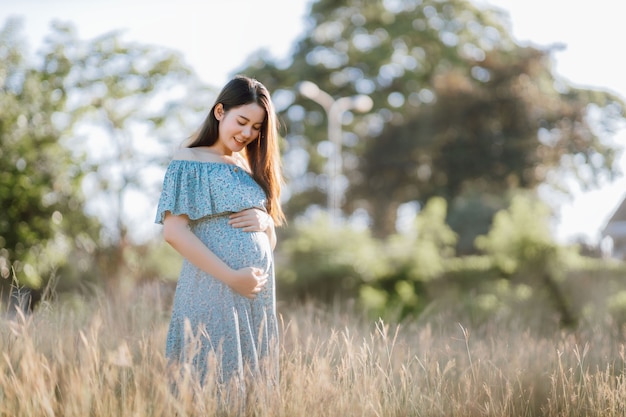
[214,102,265,155]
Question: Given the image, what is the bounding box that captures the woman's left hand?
[228,208,272,232]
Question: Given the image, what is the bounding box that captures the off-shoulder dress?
[154,159,278,386]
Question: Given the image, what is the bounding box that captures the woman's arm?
[228,208,277,250]
[163,212,267,298]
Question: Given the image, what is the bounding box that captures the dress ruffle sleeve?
[154,160,267,225]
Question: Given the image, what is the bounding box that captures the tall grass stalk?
[1,284,626,416]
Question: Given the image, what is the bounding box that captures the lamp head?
[297,81,320,99]
[352,95,373,113]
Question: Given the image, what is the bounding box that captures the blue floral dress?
[154,159,278,387]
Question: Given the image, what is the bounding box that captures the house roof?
[602,195,626,236]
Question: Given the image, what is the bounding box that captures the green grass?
[2,283,626,416]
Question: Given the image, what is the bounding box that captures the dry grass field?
[2,282,626,417]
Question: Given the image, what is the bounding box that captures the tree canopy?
[0,19,100,289]
[0,19,204,291]
[238,0,625,245]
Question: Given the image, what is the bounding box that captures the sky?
[1,0,625,244]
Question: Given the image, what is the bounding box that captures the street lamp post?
[297,80,373,225]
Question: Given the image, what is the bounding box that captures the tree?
[475,193,580,327]
[41,22,209,291]
[357,45,623,238]
[0,18,207,296]
[237,0,625,244]
[0,19,100,294]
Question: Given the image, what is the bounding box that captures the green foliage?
[237,0,625,243]
[443,255,496,281]
[276,212,388,301]
[386,197,457,281]
[359,197,457,319]
[45,21,203,247]
[0,19,100,289]
[44,21,205,290]
[276,196,590,325]
[0,17,210,293]
[0,18,203,292]
[607,290,626,329]
[473,193,585,327]
[474,193,565,274]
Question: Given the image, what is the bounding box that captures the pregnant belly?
[193,216,272,271]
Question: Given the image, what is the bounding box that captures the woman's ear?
[214,103,224,121]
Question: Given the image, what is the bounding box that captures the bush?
[276,212,388,301]
[359,197,458,320]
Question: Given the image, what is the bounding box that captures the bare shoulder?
[172,147,221,163]
[171,147,194,161]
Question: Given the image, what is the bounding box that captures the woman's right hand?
[229,267,268,299]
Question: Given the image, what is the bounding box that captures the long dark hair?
[187,75,285,225]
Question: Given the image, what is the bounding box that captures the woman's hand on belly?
[228,208,271,232]
[228,266,268,299]
[228,208,276,249]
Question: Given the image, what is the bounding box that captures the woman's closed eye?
[239,122,261,132]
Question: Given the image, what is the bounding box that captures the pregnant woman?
[154,75,285,407]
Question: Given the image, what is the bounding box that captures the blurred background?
[1,0,626,328]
